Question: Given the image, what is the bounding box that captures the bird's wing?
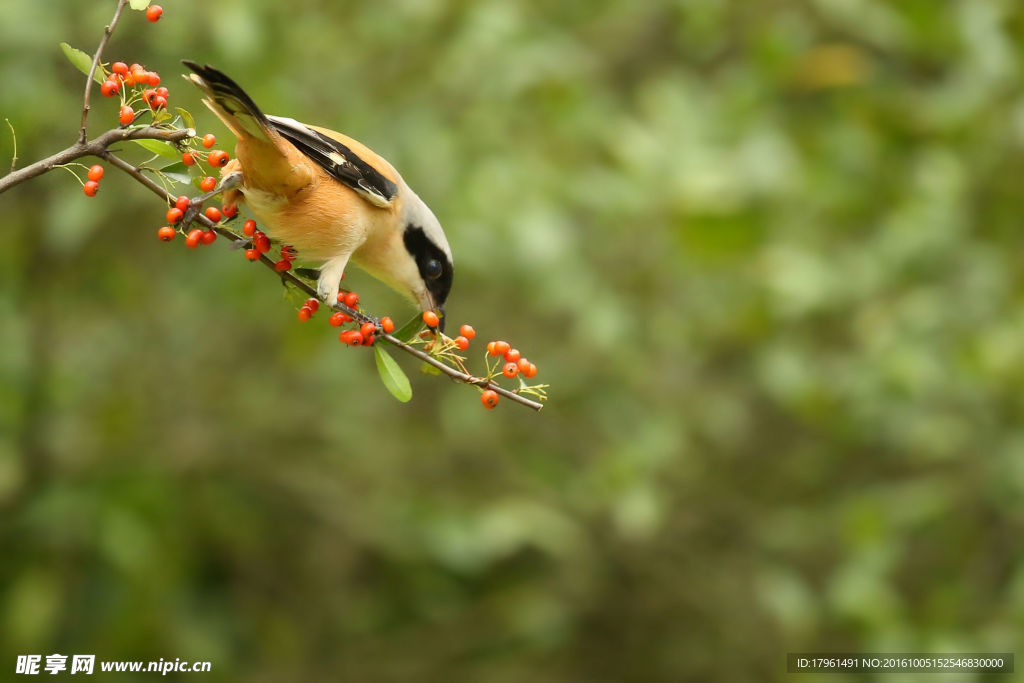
[266,115,398,208]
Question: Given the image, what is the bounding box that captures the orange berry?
[274,259,291,272]
[517,357,531,374]
[208,150,229,167]
[504,348,521,363]
[87,165,104,181]
[204,206,222,222]
[157,226,176,242]
[454,336,470,350]
[329,311,348,327]
[304,298,320,313]
[297,306,312,322]
[222,203,238,218]
[242,219,257,236]
[122,73,136,87]
[151,95,167,110]
[200,229,217,245]
[147,72,161,86]
[422,310,439,328]
[182,152,196,166]
[244,248,259,261]
[118,105,135,125]
[185,229,202,249]
[82,180,99,197]
[166,207,183,224]
[459,324,475,340]
[201,134,216,148]
[146,4,163,21]
[488,341,509,357]
[130,63,144,74]
[253,231,270,253]
[522,362,537,379]
[199,176,216,193]
[339,330,363,346]
[380,316,395,333]
[502,362,519,378]
[155,86,169,98]
[360,322,377,338]
[111,62,129,75]
[343,291,359,309]
[174,195,190,211]
[480,390,499,410]
[100,80,118,97]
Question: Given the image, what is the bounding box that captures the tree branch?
[79,0,129,144]
[0,126,191,195]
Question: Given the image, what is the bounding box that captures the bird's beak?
[436,304,446,334]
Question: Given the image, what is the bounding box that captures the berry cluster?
[82,164,104,196]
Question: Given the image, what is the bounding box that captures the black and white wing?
[266,115,398,208]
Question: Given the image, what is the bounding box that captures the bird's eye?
[424,258,443,280]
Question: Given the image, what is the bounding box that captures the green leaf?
[394,314,423,342]
[129,0,151,10]
[374,346,412,403]
[60,42,103,84]
[176,107,195,131]
[132,138,179,159]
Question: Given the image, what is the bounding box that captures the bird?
[182,60,453,328]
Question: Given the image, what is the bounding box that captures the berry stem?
[79,0,129,145]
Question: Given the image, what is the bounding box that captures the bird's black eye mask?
[403,224,453,308]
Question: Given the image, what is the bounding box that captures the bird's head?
[357,191,453,331]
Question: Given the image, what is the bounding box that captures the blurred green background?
[2,0,1024,681]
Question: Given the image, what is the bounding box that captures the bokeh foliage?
[3,0,1024,680]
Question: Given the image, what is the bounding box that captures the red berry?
[274,259,291,272]
[208,150,229,167]
[157,226,176,241]
[185,229,202,249]
[360,322,377,338]
[82,180,99,197]
[111,62,129,75]
[143,88,157,104]
[100,80,118,97]
[280,244,297,261]
[222,203,238,218]
[181,152,195,166]
[343,291,359,309]
[155,87,169,98]
[517,357,531,374]
[200,229,217,245]
[122,73,136,87]
[146,5,163,22]
[204,207,222,222]
[522,362,537,379]
[174,195,190,211]
[502,362,519,378]
[422,310,439,328]
[87,165,104,181]
[166,207,183,224]
[201,134,216,148]
[130,63,144,74]
[253,231,270,253]
[380,316,395,334]
[119,105,135,125]
[339,330,363,346]
[199,176,216,193]
[297,306,313,322]
[242,219,257,236]
[244,248,259,261]
[147,72,161,86]
[304,297,320,313]
[459,324,475,340]
[151,95,167,110]
[480,390,499,410]
[504,348,521,363]
[454,336,470,350]
[488,341,510,357]
[329,311,347,327]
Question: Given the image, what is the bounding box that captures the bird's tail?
[181,60,272,141]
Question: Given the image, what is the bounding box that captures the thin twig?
[104,152,544,411]
[0,126,191,195]
[5,118,17,172]
[79,0,129,144]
